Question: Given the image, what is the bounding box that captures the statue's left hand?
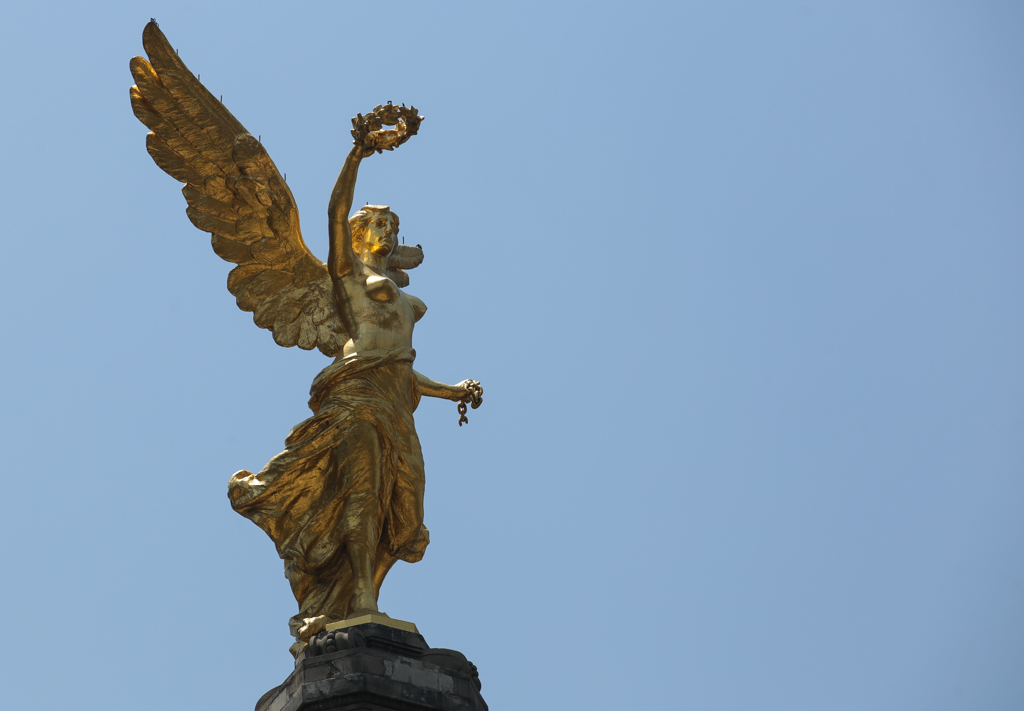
[454,380,483,409]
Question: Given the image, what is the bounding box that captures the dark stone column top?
[256,622,487,711]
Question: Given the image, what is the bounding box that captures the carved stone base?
[255,622,488,711]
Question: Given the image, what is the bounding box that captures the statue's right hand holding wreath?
[351,103,423,156]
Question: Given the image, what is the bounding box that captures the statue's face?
[362,213,397,258]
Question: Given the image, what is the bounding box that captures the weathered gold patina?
[129,21,482,654]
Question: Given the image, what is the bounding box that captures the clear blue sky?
[1,2,1021,709]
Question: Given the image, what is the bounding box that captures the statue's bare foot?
[296,615,329,642]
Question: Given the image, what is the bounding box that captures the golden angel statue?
[129,21,483,652]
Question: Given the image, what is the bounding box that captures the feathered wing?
[129,21,348,356]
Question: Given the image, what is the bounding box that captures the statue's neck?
[360,251,388,274]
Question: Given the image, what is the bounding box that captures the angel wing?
[129,21,348,356]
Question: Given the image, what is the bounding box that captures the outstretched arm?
[415,370,484,406]
[327,144,373,279]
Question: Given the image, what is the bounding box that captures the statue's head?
[349,205,399,260]
[348,204,422,287]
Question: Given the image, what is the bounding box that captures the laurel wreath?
[350,102,423,153]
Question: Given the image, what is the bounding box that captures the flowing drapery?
[228,347,429,640]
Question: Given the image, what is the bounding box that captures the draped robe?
[228,347,429,641]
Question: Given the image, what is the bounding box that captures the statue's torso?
[339,266,426,360]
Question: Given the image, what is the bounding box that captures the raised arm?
[328,105,423,279]
[327,144,373,279]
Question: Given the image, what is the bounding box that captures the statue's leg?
[372,425,428,594]
[336,419,383,617]
[285,562,337,643]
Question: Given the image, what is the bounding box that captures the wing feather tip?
[142,19,171,53]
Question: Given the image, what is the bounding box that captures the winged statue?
[130,20,483,655]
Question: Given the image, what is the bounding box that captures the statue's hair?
[348,204,422,288]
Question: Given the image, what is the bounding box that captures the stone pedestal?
[255,619,488,711]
